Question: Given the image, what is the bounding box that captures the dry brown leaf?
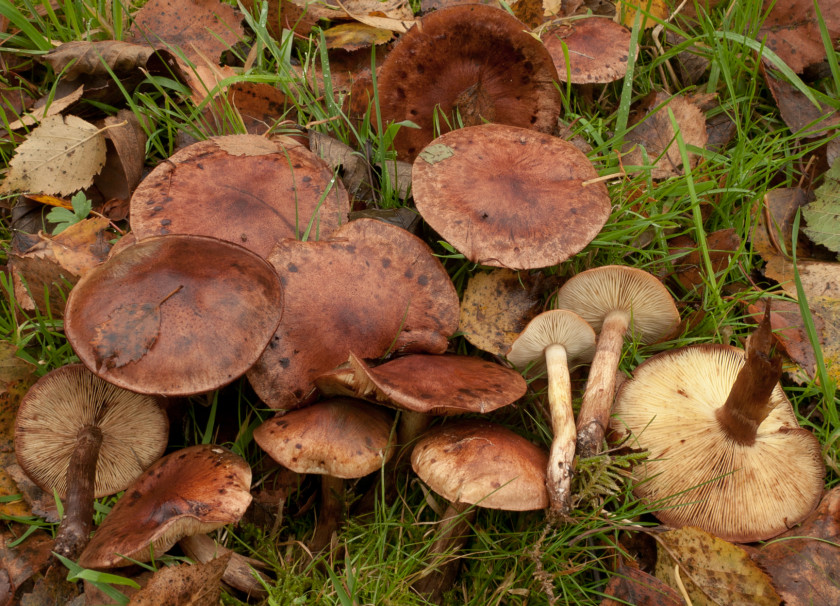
[759,0,840,74]
[323,23,393,51]
[334,0,416,32]
[290,0,413,21]
[94,110,148,202]
[241,0,319,39]
[745,298,821,380]
[623,92,708,180]
[601,558,683,605]
[511,0,545,28]
[43,40,156,80]
[3,84,84,132]
[0,343,36,455]
[669,228,741,291]
[764,68,839,138]
[655,527,782,605]
[0,526,54,597]
[128,555,230,606]
[1,115,106,196]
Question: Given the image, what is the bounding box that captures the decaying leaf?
[618,0,668,29]
[0,343,36,454]
[0,526,54,599]
[758,0,840,74]
[94,110,148,202]
[91,286,182,371]
[323,23,393,51]
[43,40,157,80]
[745,298,822,380]
[290,0,414,22]
[2,84,84,132]
[601,558,683,605]
[669,228,741,291]
[1,115,107,196]
[128,555,230,606]
[803,158,840,257]
[764,68,839,139]
[655,526,782,605]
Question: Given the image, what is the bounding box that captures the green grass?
[1,0,839,603]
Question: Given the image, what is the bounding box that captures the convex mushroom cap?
[78,444,252,568]
[376,4,562,161]
[611,344,824,542]
[542,18,635,84]
[412,124,610,270]
[64,235,284,396]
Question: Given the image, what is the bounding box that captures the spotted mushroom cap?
[611,344,825,542]
[14,364,168,499]
[78,444,252,568]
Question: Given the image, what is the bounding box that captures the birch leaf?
[803,158,840,257]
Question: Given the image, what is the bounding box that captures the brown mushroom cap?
[542,18,634,84]
[247,218,459,409]
[377,4,562,161]
[411,420,549,511]
[130,135,349,257]
[412,124,611,270]
[553,265,679,343]
[78,444,252,568]
[14,364,168,499]
[611,344,825,542]
[253,398,394,478]
[64,235,284,396]
[318,353,527,415]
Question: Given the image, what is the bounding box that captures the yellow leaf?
[323,23,393,51]
[618,0,669,29]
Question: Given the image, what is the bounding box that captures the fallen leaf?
[128,555,230,606]
[94,110,148,202]
[42,40,156,80]
[323,22,393,51]
[291,0,414,22]
[49,216,112,275]
[601,558,683,605]
[1,115,107,196]
[511,0,545,28]
[655,526,782,605]
[178,534,270,598]
[241,0,319,39]
[764,68,840,139]
[759,0,840,74]
[745,298,821,380]
[334,0,416,32]
[803,158,840,257]
[0,343,37,454]
[618,0,668,29]
[3,84,84,132]
[0,526,54,597]
[418,143,454,164]
[669,228,741,291]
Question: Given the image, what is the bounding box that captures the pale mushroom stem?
[311,475,344,552]
[53,425,103,559]
[576,310,631,459]
[398,410,431,447]
[544,343,574,518]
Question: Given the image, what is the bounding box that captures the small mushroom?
[253,398,394,551]
[542,18,635,85]
[78,444,252,568]
[15,364,168,559]
[507,310,596,518]
[554,266,679,458]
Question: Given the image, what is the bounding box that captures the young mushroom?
[15,364,169,559]
[507,310,596,519]
[554,266,679,459]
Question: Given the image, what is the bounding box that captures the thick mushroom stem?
[53,424,103,559]
[544,343,574,518]
[576,310,631,459]
[311,475,344,552]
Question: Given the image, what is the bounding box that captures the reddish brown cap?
[411,420,548,510]
[65,235,284,396]
[413,124,610,269]
[130,135,349,258]
[253,398,394,478]
[247,218,459,409]
[377,4,562,161]
[78,444,252,568]
[15,364,168,499]
[543,18,634,84]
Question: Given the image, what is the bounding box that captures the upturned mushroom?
[79,444,252,568]
[507,310,596,518]
[253,398,394,551]
[611,312,824,542]
[554,266,679,458]
[15,364,168,559]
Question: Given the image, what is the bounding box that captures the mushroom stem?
[53,424,103,559]
[412,501,476,603]
[398,410,431,447]
[311,475,344,552]
[544,343,574,518]
[576,310,630,459]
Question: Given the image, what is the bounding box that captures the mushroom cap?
[247,218,459,410]
[376,4,562,161]
[411,420,548,511]
[611,344,825,542]
[506,309,596,373]
[78,444,252,568]
[336,352,527,415]
[64,235,284,396]
[130,135,349,258]
[253,398,394,478]
[412,124,611,270]
[553,265,679,344]
[14,364,168,499]
[542,18,634,84]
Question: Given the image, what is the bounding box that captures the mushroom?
[553,266,679,458]
[542,18,635,85]
[15,364,168,559]
[253,397,394,551]
[611,336,824,542]
[78,444,252,568]
[507,310,596,518]
[411,420,548,601]
[412,124,611,270]
[64,234,284,397]
[376,4,562,161]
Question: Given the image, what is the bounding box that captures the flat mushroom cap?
[553,265,679,343]
[411,420,548,511]
[64,235,284,396]
[335,353,527,415]
[412,124,610,270]
[130,135,349,258]
[377,4,562,161]
[542,18,634,84]
[253,398,394,478]
[15,364,168,499]
[78,444,252,568]
[611,344,825,542]
[506,309,596,373]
